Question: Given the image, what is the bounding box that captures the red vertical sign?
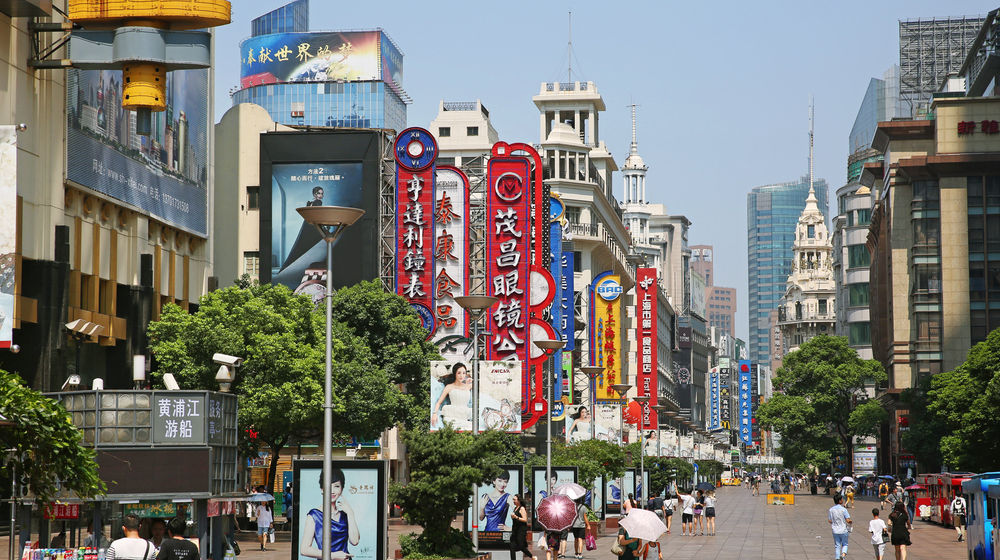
[486,156,531,361]
[636,267,658,430]
[395,128,438,333]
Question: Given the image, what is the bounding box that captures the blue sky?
[214,0,989,340]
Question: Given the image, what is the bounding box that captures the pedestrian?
[569,497,591,560]
[661,494,674,535]
[149,519,166,549]
[878,480,889,510]
[827,493,852,560]
[811,474,819,495]
[106,513,157,560]
[950,492,967,542]
[84,521,110,549]
[284,483,294,530]
[616,525,640,560]
[255,498,274,551]
[543,529,563,560]
[678,489,696,536]
[845,484,855,509]
[508,495,535,560]
[887,501,912,560]
[703,490,717,536]
[154,517,199,560]
[693,490,706,535]
[868,507,888,560]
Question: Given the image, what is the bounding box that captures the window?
[466,126,479,136]
[438,127,451,137]
[246,186,260,210]
[849,322,871,346]
[243,252,260,277]
[565,206,582,224]
[848,245,871,268]
[573,251,582,273]
[849,283,870,306]
[807,225,815,238]
[914,266,941,293]
[819,299,827,315]
[856,208,872,225]
[915,313,941,341]
[913,219,939,245]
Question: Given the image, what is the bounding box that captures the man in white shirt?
[868,508,888,560]
[827,494,852,560]
[106,514,156,560]
[950,493,967,542]
[677,489,696,537]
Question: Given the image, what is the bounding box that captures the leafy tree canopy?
[0,370,105,501]
[525,439,625,491]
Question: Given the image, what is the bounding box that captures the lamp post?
[296,206,364,560]
[650,404,670,460]
[610,383,631,513]
[534,338,566,497]
[453,295,498,552]
[579,365,603,442]
[632,396,650,504]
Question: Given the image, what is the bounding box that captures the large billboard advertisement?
[605,469,635,516]
[486,157,531,361]
[66,68,209,236]
[292,460,385,560]
[431,167,470,359]
[531,466,577,530]
[430,360,521,432]
[260,130,382,292]
[0,126,15,348]
[465,465,523,549]
[565,404,621,444]
[690,270,706,319]
[636,268,658,430]
[590,272,623,401]
[708,367,721,430]
[240,31,401,88]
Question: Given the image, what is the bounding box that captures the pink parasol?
[536,494,576,531]
[905,483,924,491]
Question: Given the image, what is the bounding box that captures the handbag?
[536,534,548,551]
[882,528,890,544]
[585,533,597,551]
[610,542,624,556]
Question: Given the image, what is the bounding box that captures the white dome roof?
[546,122,583,146]
[623,152,646,169]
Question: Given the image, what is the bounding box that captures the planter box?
[605,517,620,529]
[395,551,492,560]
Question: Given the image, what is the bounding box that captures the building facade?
[691,245,737,337]
[747,178,829,368]
[251,0,308,37]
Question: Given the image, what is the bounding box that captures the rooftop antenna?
[808,96,815,197]
[567,11,572,82]
[627,102,639,155]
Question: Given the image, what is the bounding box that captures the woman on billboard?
[300,468,360,559]
[431,363,472,430]
[479,471,514,531]
[566,407,592,442]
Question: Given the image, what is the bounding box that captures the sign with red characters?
[44,503,80,520]
[394,128,438,334]
[431,166,470,357]
[486,156,532,361]
[636,267,658,430]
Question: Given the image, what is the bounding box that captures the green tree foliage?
[148,280,421,491]
[525,439,625,491]
[0,370,105,501]
[648,458,693,495]
[389,428,511,557]
[757,335,887,470]
[908,328,1000,471]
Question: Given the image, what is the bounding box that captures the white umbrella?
[841,476,855,485]
[618,509,667,542]
[553,482,587,500]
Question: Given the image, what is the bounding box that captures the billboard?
[430,361,472,432]
[0,126,15,348]
[605,469,635,516]
[636,268,658,430]
[719,368,732,431]
[690,270,706,319]
[260,130,383,292]
[240,31,401,88]
[708,368,721,430]
[486,157,531,361]
[430,360,521,432]
[548,198,564,401]
[590,272,623,401]
[431,166,470,359]
[738,360,753,445]
[66,67,209,236]
[565,404,621,444]
[292,460,385,560]
[531,466,577,530]
[560,251,575,350]
[394,128,437,331]
[466,465,523,548]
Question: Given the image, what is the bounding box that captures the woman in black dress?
[887,501,912,560]
[509,494,535,560]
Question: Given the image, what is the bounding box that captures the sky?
[214,0,990,341]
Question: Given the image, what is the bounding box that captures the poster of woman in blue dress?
[466,466,523,548]
[293,460,385,560]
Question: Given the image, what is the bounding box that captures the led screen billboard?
[241,31,402,88]
[66,67,210,236]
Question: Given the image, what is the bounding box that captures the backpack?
[953,498,965,515]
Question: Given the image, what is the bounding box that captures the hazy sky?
[215,0,989,340]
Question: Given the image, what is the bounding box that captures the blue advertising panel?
[241,31,398,88]
[465,465,523,548]
[738,360,753,445]
[66,68,209,236]
[708,368,721,430]
[549,215,563,402]
[560,250,575,351]
[380,32,404,89]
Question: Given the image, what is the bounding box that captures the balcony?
[567,221,635,281]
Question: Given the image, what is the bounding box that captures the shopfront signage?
[394,127,437,333]
[431,166,470,358]
[635,267,658,429]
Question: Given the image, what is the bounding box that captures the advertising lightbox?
[240,31,401,88]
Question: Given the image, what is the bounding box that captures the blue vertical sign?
[709,368,720,430]
[737,360,753,445]
[549,196,564,402]
[560,250,575,351]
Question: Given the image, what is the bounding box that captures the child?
[868,507,888,560]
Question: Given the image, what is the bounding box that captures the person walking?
[283,484,294,531]
[106,514,156,560]
[828,493,852,560]
[254,498,274,551]
[154,517,199,560]
[616,525,640,560]
[867,508,888,560]
[693,490,705,536]
[878,481,889,511]
[703,490,717,536]
[508,495,535,560]
[887,501,912,560]
[568,497,591,560]
[661,494,674,534]
[678,489,696,537]
[950,493,967,542]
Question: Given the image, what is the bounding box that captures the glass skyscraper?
[251,0,308,37]
[747,178,829,367]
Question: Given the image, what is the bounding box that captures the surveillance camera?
[212,353,243,367]
[215,365,234,392]
[162,373,180,391]
[61,375,82,391]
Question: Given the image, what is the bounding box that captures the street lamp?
[297,205,364,560]
[534,338,566,498]
[651,404,670,459]
[579,365,603,442]
[633,395,650,504]
[610,383,631,513]
[453,295,498,552]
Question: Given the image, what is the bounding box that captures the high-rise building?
[848,66,903,183]
[691,245,737,337]
[747,177,829,367]
[899,15,984,117]
[232,1,408,131]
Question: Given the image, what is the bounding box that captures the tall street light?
[632,395,649,504]
[297,205,364,560]
[453,295,498,552]
[610,383,631,513]
[579,365,603,442]
[650,403,670,460]
[534,338,566,497]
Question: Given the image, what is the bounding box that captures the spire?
[808,96,815,199]
[629,103,638,155]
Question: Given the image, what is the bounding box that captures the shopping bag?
[536,534,548,551]
[269,528,276,543]
[585,533,597,551]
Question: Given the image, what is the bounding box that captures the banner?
[0,126,15,348]
[708,368,720,430]
[636,268,658,429]
[430,361,472,432]
[719,368,732,431]
[432,166,470,358]
[479,361,523,432]
[751,363,761,446]
[549,197,564,402]
[605,469,635,515]
[560,251,575,350]
[292,460,385,560]
[679,435,694,458]
[561,351,573,405]
[531,466,577,530]
[240,31,399,87]
[590,272,623,401]
[395,128,437,333]
[738,360,753,445]
[662,429,679,456]
[565,403,620,444]
[466,465,523,548]
[486,157,531,361]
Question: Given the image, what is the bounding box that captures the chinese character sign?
[719,368,732,430]
[561,251,575,351]
[751,363,761,445]
[635,267,658,429]
[240,31,395,88]
[737,360,753,445]
[708,368,720,430]
[431,166,470,358]
[44,503,80,520]
[590,272,623,401]
[486,157,531,361]
[395,128,437,333]
[153,393,206,444]
[549,207,563,401]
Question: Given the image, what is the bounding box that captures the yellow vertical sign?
[591,273,623,401]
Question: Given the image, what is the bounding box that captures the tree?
[0,370,105,501]
[757,335,887,472]
[389,428,511,557]
[148,280,413,491]
[648,458,693,495]
[525,439,625,492]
